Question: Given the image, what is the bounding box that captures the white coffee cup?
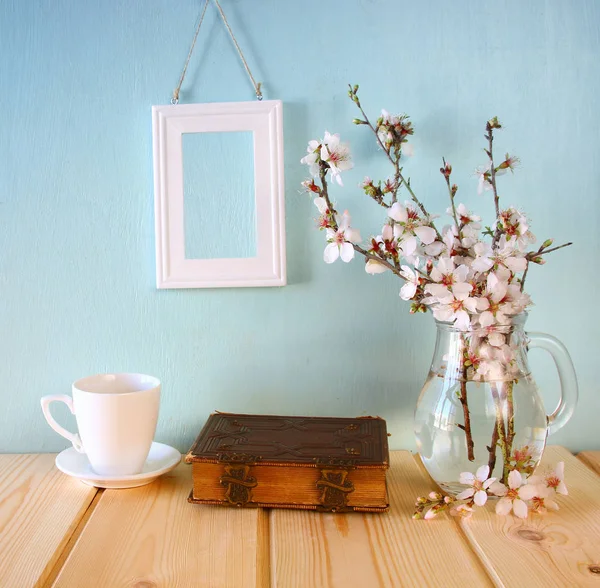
[41,373,161,477]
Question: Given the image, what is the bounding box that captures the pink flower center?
[441,274,454,287]
[473,479,484,491]
[547,475,560,489]
[532,496,544,511]
[335,231,346,245]
[450,299,465,312]
[513,446,531,462]
[507,488,519,501]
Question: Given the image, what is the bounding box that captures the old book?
[185,412,389,513]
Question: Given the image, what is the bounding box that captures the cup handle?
[527,332,579,436]
[40,394,84,453]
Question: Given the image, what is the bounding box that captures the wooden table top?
[0,447,599,587]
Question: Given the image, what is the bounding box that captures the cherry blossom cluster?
[300,86,572,368]
[413,453,568,521]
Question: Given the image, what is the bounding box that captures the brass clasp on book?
[219,464,258,507]
[316,469,355,512]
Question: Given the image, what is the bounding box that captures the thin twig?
[458,335,475,461]
[529,242,573,257]
[442,158,461,238]
[521,241,573,290]
[486,421,499,475]
[319,165,406,279]
[349,86,440,239]
[490,382,509,484]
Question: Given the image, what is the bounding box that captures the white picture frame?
[152,100,286,288]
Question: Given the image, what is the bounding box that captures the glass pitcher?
[414,313,578,494]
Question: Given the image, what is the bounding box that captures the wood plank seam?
[412,452,499,586]
[41,488,104,588]
[257,507,271,588]
[577,452,600,476]
[456,519,505,588]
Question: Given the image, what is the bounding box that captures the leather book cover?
[185,412,389,513]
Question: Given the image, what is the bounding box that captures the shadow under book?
[185,412,390,513]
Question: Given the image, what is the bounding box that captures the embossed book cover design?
[185,413,389,512]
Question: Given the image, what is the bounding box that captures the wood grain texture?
[270,450,493,588]
[0,454,97,588]
[578,451,600,475]
[51,462,268,588]
[458,446,600,587]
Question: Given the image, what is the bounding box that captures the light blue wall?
[1,0,598,454]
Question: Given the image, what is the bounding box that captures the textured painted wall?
[0,0,598,454]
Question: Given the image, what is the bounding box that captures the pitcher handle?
[527,332,578,436]
[40,394,84,452]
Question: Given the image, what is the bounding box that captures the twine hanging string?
[172,0,210,104]
[171,0,263,104]
[213,0,262,100]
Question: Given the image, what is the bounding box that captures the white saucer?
[55,442,182,489]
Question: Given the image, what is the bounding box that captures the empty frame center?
[182,131,257,260]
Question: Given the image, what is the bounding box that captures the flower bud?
[428,491,442,501]
[542,238,554,249]
[532,256,545,265]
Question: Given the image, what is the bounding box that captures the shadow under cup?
[72,373,161,477]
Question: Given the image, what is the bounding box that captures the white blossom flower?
[499,208,531,251]
[448,203,482,230]
[320,131,353,185]
[431,290,478,330]
[530,485,560,514]
[450,504,475,518]
[472,237,527,274]
[323,211,361,264]
[496,154,520,175]
[474,341,518,380]
[423,240,445,257]
[399,265,420,300]
[426,257,472,300]
[456,465,497,506]
[365,259,389,274]
[471,241,495,272]
[388,202,436,256]
[361,176,374,189]
[423,507,438,520]
[495,235,528,272]
[475,162,493,195]
[301,139,321,176]
[476,271,512,327]
[313,197,329,214]
[529,462,568,496]
[489,470,538,518]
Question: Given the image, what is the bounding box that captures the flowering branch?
[348,85,439,237]
[457,336,475,461]
[415,461,568,521]
[485,118,502,246]
[300,85,573,482]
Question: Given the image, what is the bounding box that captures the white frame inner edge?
[152,100,286,288]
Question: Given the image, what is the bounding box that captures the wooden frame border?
[152,101,286,288]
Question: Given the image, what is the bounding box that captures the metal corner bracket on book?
[218,452,258,507]
[315,458,356,512]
